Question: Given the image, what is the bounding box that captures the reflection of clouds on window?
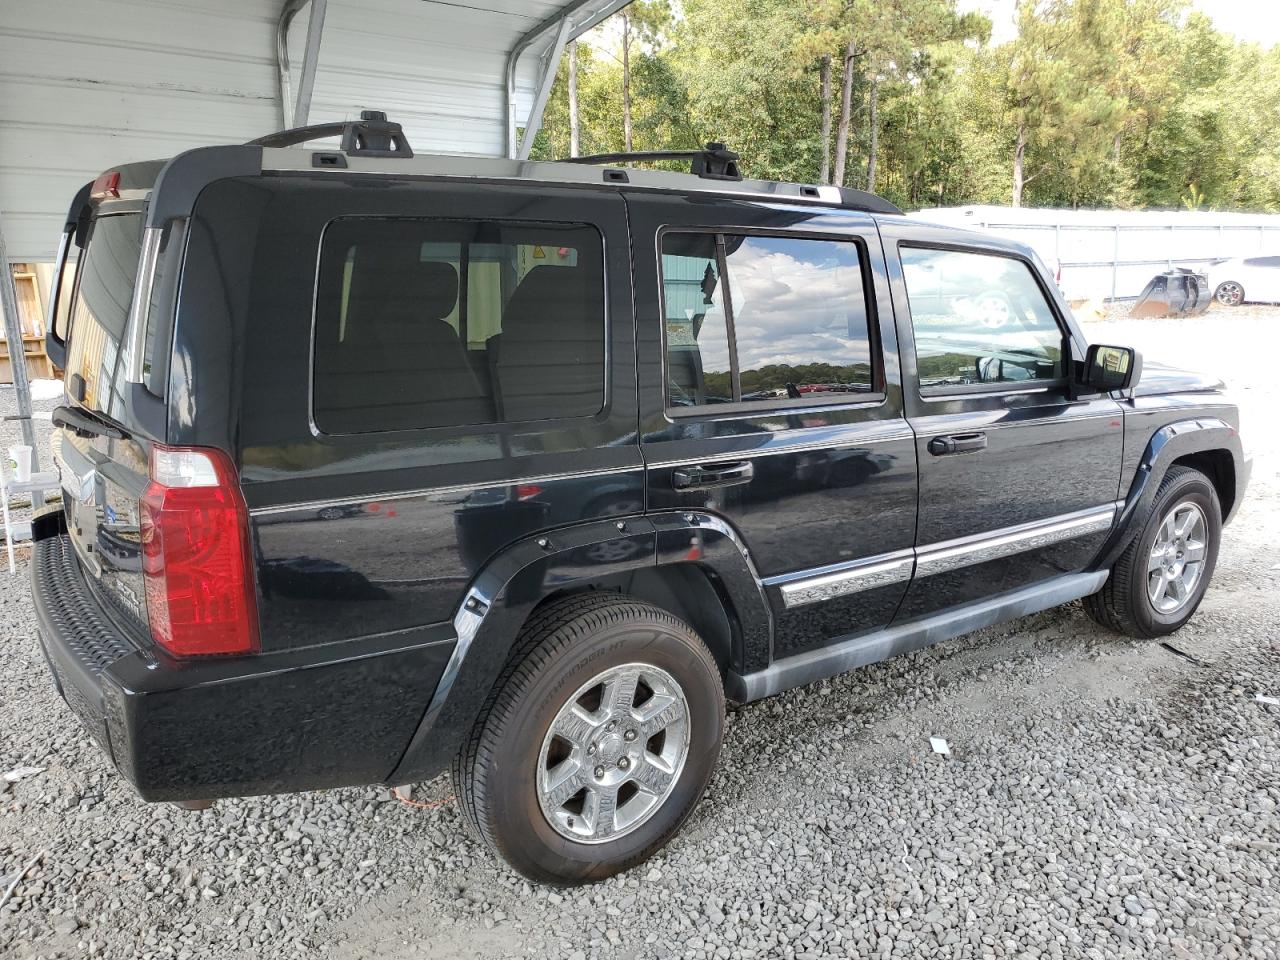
[725,238,870,371]
[660,232,874,407]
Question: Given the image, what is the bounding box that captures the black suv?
[31,114,1248,885]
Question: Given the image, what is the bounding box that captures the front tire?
[452,593,724,885]
[1084,466,1221,638]
[1214,281,1245,306]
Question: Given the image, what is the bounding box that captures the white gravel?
[2,307,1279,960]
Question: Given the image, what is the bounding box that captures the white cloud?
[724,239,872,370]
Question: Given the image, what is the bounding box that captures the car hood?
[1133,360,1224,397]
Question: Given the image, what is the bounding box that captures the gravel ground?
[2,307,1279,960]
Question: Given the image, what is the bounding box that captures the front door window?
[900,246,1066,393]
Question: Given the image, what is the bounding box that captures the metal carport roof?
[0,0,631,261]
[0,0,629,482]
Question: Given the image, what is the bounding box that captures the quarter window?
[661,233,874,409]
[900,246,1065,393]
[64,213,142,420]
[313,218,605,434]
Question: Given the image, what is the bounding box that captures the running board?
[726,570,1109,703]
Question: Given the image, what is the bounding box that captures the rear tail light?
[139,446,259,657]
[515,483,544,500]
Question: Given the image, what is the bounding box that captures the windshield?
[64,213,143,419]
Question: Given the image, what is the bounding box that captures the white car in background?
[1206,255,1280,306]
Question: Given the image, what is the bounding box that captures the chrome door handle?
[928,432,987,456]
[672,461,755,489]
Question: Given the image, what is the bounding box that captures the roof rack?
[836,188,903,216]
[562,142,743,181]
[248,109,414,158]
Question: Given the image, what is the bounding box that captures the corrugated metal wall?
[0,0,279,261]
[308,0,551,158]
[914,206,1280,300]
[0,0,582,261]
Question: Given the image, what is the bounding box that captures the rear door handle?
[927,432,987,456]
[672,461,755,490]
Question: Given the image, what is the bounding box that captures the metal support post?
[0,215,42,508]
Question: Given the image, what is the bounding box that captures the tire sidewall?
[483,614,723,884]
[1130,473,1222,634]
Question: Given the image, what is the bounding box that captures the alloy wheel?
[1147,501,1208,615]
[536,662,690,844]
[1215,281,1244,306]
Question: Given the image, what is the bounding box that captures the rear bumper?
[32,533,456,801]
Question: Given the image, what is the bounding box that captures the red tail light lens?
[90,171,120,199]
[515,483,544,500]
[139,446,259,658]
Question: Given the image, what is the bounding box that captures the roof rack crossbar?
[563,141,743,181]
[249,110,413,158]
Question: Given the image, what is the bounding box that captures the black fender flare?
[388,511,770,784]
[1091,416,1243,572]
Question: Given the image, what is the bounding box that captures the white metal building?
[912,204,1280,301]
[0,0,630,261]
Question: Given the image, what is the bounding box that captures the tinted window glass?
[662,234,732,406]
[314,218,605,434]
[726,236,871,402]
[65,214,142,419]
[661,233,873,408]
[900,247,1064,392]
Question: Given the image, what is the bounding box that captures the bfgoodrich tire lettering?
[452,592,724,884]
[1085,466,1222,638]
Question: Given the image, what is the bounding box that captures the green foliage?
[702,362,873,401]
[531,0,1280,212]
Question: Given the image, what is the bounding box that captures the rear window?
[313,217,606,434]
[64,213,143,419]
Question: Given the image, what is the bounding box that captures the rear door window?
[661,233,874,410]
[64,213,143,419]
[313,217,605,434]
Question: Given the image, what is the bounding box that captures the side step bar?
[726,570,1109,703]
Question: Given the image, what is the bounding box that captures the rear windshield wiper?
[52,405,130,441]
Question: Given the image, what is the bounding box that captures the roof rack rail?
[836,187,903,216]
[562,142,743,181]
[248,110,414,158]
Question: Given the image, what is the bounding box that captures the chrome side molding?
[768,552,914,609]
[770,502,1119,609]
[914,503,1118,579]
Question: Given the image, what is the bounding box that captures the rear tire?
[1084,466,1221,638]
[452,593,724,885]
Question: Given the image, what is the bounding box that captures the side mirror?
[1083,344,1141,393]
